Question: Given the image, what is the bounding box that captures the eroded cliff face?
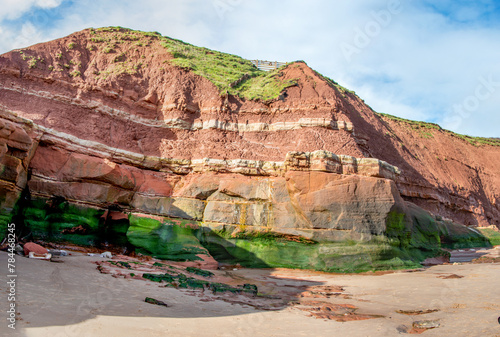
[0,27,496,271]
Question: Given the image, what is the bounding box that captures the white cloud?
[0,0,62,20]
[36,0,61,8]
[0,22,47,52]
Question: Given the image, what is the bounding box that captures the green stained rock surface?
[186,266,214,278]
[17,197,130,247]
[22,197,104,245]
[405,203,489,250]
[0,211,12,241]
[200,230,422,272]
[144,297,168,307]
[6,195,492,274]
[126,214,208,261]
[142,271,258,295]
[477,227,500,246]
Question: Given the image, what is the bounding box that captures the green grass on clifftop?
[91,27,297,101]
[159,37,297,100]
[378,112,500,146]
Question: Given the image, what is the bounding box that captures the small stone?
[413,320,440,329]
[396,325,409,333]
[145,297,168,307]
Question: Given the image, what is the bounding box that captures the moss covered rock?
[7,195,491,274]
[127,214,209,261]
[17,197,132,247]
[199,229,421,272]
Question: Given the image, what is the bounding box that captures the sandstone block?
[7,127,32,151]
[203,201,241,225]
[168,197,206,220]
[130,195,163,214]
[242,202,270,227]
[0,155,24,183]
[286,171,404,235]
[0,180,22,211]
[28,179,134,205]
[219,176,270,200]
[174,173,220,199]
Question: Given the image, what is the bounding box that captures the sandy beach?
[1,248,500,337]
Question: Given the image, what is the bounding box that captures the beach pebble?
[49,249,68,256]
[15,244,24,255]
[101,251,113,258]
[413,320,440,329]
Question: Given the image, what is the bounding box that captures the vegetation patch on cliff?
[87,27,297,101]
[313,70,356,97]
[378,113,500,146]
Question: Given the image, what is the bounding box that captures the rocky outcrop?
[0,117,37,232]
[17,129,404,241]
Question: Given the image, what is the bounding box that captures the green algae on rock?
[477,227,500,246]
[144,297,168,307]
[6,195,492,273]
[21,197,105,246]
[143,270,258,296]
[186,266,214,278]
[16,197,134,248]
[126,214,208,261]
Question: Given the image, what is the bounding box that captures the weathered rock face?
[0,117,37,231]
[284,172,404,235]
[0,27,496,271]
[15,134,405,241]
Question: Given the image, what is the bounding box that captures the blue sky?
[1,0,499,137]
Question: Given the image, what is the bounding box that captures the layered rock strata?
[0,109,488,271]
[0,27,497,271]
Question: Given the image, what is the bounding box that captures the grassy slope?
[91,27,297,101]
[378,112,500,147]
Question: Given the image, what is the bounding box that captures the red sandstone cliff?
[0,27,498,234]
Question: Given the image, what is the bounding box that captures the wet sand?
[1,249,500,337]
